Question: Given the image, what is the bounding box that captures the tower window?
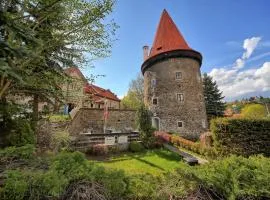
[151,79,156,88]
[202,120,206,128]
[176,93,184,102]
[177,121,183,128]
[175,72,182,80]
[152,98,158,105]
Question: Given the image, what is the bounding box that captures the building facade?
[142,10,207,139]
[64,67,120,112]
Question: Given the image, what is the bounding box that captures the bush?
[129,141,145,152]
[155,132,218,158]
[195,155,270,200]
[6,119,36,147]
[0,170,28,200]
[51,131,71,152]
[0,144,35,162]
[211,118,270,156]
[241,103,267,119]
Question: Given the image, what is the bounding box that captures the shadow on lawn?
[154,149,182,162]
[131,155,165,171]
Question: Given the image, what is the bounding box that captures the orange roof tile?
[84,84,120,102]
[148,9,191,59]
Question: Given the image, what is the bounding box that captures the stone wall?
[144,57,208,139]
[69,108,137,135]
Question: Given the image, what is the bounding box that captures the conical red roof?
[148,9,191,58]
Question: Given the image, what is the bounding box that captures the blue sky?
[82,0,270,101]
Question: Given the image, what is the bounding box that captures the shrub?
[6,119,35,146]
[129,141,145,152]
[241,103,267,119]
[195,155,270,200]
[0,144,35,162]
[0,170,28,200]
[211,118,270,156]
[127,174,160,199]
[51,130,71,152]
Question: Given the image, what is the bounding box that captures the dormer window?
[175,72,182,80]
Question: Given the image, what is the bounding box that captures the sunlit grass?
[95,149,184,176]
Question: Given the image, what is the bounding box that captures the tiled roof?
[65,67,120,102]
[148,9,192,59]
[84,83,120,102]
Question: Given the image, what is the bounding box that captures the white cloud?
[242,37,261,59]
[209,37,270,100]
[233,37,261,69]
[210,62,270,99]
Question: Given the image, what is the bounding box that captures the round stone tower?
[141,9,207,139]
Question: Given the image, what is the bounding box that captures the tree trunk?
[32,94,39,130]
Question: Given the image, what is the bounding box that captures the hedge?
[211,118,270,156]
[154,132,217,158]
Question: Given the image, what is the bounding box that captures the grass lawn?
[94,149,184,176]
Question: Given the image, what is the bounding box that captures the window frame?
[152,97,158,105]
[176,93,184,102]
[177,121,184,128]
[175,71,182,80]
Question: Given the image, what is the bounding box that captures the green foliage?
[1,170,28,200]
[6,118,36,147]
[121,73,144,109]
[129,141,145,152]
[136,104,157,148]
[241,103,267,119]
[121,90,143,109]
[48,114,70,122]
[51,131,71,152]
[0,144,35,162]
[211,118,270,156]
[1,150,270,200]
[127,174,160,199]
[196,155,270,200]
[203,73,226,119]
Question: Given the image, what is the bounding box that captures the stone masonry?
[69,108,137,135]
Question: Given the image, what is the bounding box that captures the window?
[177,121,183,128]
[176,93,184,102]
[202,120,206,128]
[90,103,94,108]
[175,72,182,80]
[152,98,158,105]
[151,79,156,88]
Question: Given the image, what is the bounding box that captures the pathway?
[163,143,208,165]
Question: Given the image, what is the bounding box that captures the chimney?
[143,45,149,61]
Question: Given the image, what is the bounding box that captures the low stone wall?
[69,108,137,135]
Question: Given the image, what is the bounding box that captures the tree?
[1,0,117,126]
[121,73,144,109]
[241,104,267,119]
[136,104,155,148]
[202,73,226,120]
